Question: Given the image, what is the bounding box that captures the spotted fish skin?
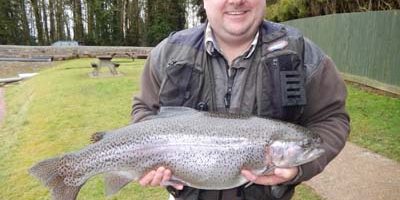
[29,107,324,200]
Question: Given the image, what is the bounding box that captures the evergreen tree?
[31,0,45,45]
[72,0,85,43]
[125,0,141,46]
[145,0,187,46]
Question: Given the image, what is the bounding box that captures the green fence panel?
[284,10,400,93]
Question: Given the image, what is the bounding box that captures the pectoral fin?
[161,175,188,188]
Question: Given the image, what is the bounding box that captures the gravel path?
[305,142,400,200]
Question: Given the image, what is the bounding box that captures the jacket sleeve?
[131,51,162,123]
[292,55,350,183]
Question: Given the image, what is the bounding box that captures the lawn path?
[305,142,400,200]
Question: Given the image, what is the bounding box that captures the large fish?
[29,107,324,200]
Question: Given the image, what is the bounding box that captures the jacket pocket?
[259,50,305,122]
[159,60,203,107]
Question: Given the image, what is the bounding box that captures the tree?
[48,0,56,42]
[125,0,141,45]
[145,0,187,46]
[110,0,124,45]
[31,0,46,45]
[4,0,399,45]
[19,0,31,44]
[189,0,206,23]
[55,0,66,40]
[72,0,85,43]
[85,0,97,45]
[266,0,400,22]
[41,0,49,44]
[0,0,16,44]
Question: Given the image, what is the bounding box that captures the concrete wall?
[0,45,153,60]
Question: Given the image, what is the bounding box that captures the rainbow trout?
[29,107,324,200]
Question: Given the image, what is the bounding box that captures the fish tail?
[29,157,83,200]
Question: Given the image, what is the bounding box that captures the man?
[131,0,350,199]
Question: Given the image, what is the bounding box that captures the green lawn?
[5,58,399,200]
[347,84,400,162]
[0,58,169,199]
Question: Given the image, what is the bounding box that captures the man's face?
[203,0,266,40]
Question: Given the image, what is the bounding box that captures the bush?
[266,0,309,22]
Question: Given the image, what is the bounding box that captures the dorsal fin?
[90,132,107,143]
[205,112,252,119]
[151,106,199,119]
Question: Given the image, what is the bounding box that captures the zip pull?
[224,87,232,109]
[167,59,177,68]
[224,69,237,109]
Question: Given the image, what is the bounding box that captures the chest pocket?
[259,50,306,122]
[159,60,203,107]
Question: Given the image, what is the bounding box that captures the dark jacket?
[132,21,350,200]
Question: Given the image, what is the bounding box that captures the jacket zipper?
[224,67,237,109]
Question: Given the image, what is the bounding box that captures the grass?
[293,184,322,200]
[346,84,400,162]
[4,58,398,200]
[0,58,170,199]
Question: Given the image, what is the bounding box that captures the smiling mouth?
[226,11,248,15]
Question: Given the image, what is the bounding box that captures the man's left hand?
[241,167,299,186]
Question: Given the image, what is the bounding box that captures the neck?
[215,33,255,65]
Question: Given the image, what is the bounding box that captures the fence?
[284,10,400,95]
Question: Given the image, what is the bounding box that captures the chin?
[225,25,255,36]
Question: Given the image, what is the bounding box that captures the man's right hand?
[139,166,184,190]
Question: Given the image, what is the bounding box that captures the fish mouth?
[265,140,325,168]
[293,147,325,166]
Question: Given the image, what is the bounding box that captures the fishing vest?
[152,21,308,200]
[158,21,306,124]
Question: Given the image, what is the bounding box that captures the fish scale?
[29,106,324,200]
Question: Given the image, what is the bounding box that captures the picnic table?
[91,56,120,76]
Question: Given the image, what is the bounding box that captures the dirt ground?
[346,81,400,98]
[0,61,54,123]
[0,61,54,78]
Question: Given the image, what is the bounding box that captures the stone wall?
[0,45,153,61]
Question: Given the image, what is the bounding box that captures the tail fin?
[29,157,83,200]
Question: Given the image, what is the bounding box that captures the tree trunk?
[31,0,45,45]
[126,0,140,45]
[41,0,49,44]
[73,0,84,43]
[49,0,56,42]
[55,0,65,40]
[86,0,96,45]
[19,0,31,44]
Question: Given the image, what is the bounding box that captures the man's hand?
[139,166,184,190]
[241,167,299,186]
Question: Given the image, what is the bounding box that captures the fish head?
[265,137,325,168]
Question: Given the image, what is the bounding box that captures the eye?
[300,139,311,148]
